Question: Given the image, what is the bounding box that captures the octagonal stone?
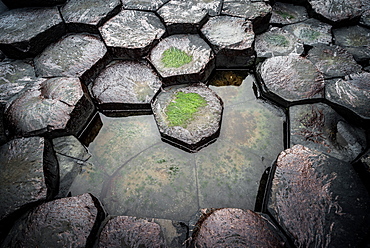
[152,83,223,152]
[122,0,169,11]
[149,34,215,85]
[99,10,165,59]
[0,7,65,59]
[91,60,162,113]
[60,0,122,34]
[270,2,308,25]
[201,16,255,68]
[34,34,109,84]
[5,77,95,137]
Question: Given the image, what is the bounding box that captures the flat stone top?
[157,0,208,24]
[222,0,272,20]
[270,2,308,25]
[0,7,62,43]
[201,16,254,49]
[122,0,169,11]
[99,10,165,48]
[333,25,370,47]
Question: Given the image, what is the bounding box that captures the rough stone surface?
[1,0,66,8]
[1,193,105,248]
[270,2,308,25]
[268,145,370,247]
[290,103,366,162]
[201,16,255,67]
[360,9,370,28]
[326,72,370,120]
[191,208,285,247]
[0,7,65,58]
[99,10,165,59]
[122,0,169,11]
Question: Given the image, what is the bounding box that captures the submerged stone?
[0,7,65,58]
[99,10,165,59]
[201,16,255,68]
[1,0,66,8]
[270,2,308,25]
[267,145,370,247]
[91,60,162,113]
[122,0,169,11]
[151,83,223,152]
[290,103,366,162]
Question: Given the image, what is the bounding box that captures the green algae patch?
[165,91,207,128]
[266,34,289,47]
[161,47,193,68]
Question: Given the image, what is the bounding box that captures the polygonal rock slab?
[255,27,304,58]
[152,83,223,152]
[5,77,95,137]
[307,44,362,79]
[0,137,58,221]
[191,208,285,247]
[290,103,366,162]
[1,193,106,248]
[257,55,325,105]
[122,0,169,11]
[157,0,208,34]
[2,0,66,8]
[149,34,215,85]
[201,16,255,68]
[91,60,162,113]
[0,7,65,59]
[60,0,121,33]
[270,2,308,25]
[326,72,370,120]
[99,10,165,59]
[34,34,109,84]
[282,18,332,46]
[267,145,370,247]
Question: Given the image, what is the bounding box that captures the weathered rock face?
[122,0,169,11]
[326,72,370,120]
[60,0,121,33]
[149,34,215,84]
[201,16,255,68]
[5,77,95,137]
[268,145,370,247]
[290,103,366,162]
[1,193,106,248]
[191,208,285,247]
[0,137,58,221]
[1,0,66,8]
[0,7,65,58]
[99,10,165,59]
[360,9,370,27]
[270,2,308,25]
[152,83,223,152]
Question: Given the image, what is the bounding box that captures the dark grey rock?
[122,0,169,11]
[1,0,66,8]
[5,77,95,137]
[326,72,370,120]
[257,55,325,105]
[360,9,370,28]
[255,27,304,58]
[151,83,223,152]
[0,1,8,14]
[290,103,366,162]
[201,16,255,68]
[149,34,215,85]
[268,145,370,247]
[99,10,165,59]
[0,105,6,145]
[307,44,362,79]
[0,7,65,59]
[270,2,308,25]
[60,0,121,34]
[1,193,106,248]
[91,60,162,112]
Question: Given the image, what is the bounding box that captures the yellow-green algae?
[161,47,193,68]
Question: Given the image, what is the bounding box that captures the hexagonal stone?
[1,0,66,8]
[0,137,58,221]
[0,7,65,59]
[270,2,308,25]
[157,0,208,34]
[267,145,370,247]
[326,72,370,120]
[91,60,162,113]
[60,0,121,34]
[201,16,255,68]
[122,0,169,11]
[149,34,215,85]
[5,77,95,137]
[99,10,165,59]
[2,193,106,248]
[191,208,285,247]
[307,44,362,79]
[290,103,366,162]
[255,27,304,58]
[152,83,223,152]
[257,55,325,105]
[282,18,332,46]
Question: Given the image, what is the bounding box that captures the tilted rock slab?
[270,2,308,25]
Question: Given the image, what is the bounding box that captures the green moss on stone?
[276,10,295,20]
[165,91,207,127]
[161,47,193,68]
[299,28,321,41]
[266,34,290,47]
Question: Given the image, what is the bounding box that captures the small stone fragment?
[270,2,308,25]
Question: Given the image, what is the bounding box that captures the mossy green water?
[161,47,193,68]
[165,92,207,128]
